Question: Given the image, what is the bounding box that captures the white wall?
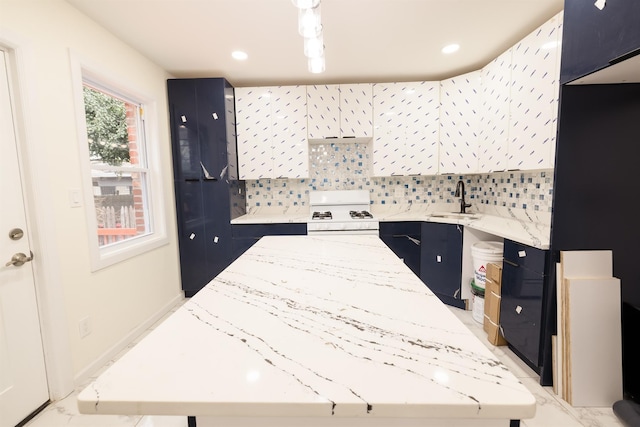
[0,0,182,387]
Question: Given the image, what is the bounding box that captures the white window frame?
[70,53,168,271]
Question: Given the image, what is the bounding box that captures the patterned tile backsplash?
[244,141,553,213]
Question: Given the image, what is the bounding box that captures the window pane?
[83,84,150,247]
[92,169,150,247]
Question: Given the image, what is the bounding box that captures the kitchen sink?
[430,212,481,220]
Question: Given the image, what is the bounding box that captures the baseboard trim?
[73,292,185,387]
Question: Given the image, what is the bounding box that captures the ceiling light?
[304,35,324,58]
[293,0,326,73]
[308,56,325,73]
[292,0,320,8]
[231,50,248,60]
[442,44,460,54]
[298,5,322,38]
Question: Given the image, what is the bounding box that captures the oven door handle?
[393,234,421,246]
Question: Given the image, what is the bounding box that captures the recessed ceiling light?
[231,51,248,60]
[442,44,460,54]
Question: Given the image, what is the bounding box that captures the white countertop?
[77,235,536,424]
[232,204,550,249]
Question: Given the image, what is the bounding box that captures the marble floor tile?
[23,302,624,427]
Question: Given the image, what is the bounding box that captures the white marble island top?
[77,236,536,426]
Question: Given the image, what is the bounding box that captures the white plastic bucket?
[472,293,484,324]
[471,241,504,289]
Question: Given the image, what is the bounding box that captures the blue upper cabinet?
[560,0,640,84]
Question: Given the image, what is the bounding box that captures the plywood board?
[562,275,571,401]
[560,250,612,279]
[555,263,563,398]
[566,277,623,407]
[558,250,613,402]
[552,335,558,395]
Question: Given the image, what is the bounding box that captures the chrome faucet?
[454,180,472,214]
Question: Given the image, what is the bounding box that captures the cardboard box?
[483,275,506,345]
[487,262,503,286]
[486,317,508,346]
[485,279,501,324]
[483,313,490,332]
[483,281,494,330]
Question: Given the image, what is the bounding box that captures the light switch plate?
[69,189,82,208]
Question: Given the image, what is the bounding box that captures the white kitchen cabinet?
[507,11,563,170]
[236,85,308,179]
[439,70,482,174]
[372,81,440,176]
[479,49,512,172]
[307,83,372,139]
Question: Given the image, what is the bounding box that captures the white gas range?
[306,190,379,235]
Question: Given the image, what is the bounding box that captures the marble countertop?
[77,235,536,422]
[232,204,550,249]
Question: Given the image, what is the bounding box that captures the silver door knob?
[5,252,33,267]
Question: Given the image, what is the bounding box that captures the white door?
[0,49,49,427]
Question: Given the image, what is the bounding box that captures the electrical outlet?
[78,316,92,338]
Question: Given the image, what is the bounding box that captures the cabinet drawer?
[503,240,547,273]
[379,221,422,236]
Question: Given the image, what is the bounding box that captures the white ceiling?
[65,0,564,88]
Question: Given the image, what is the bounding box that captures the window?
[72,59,168,271]
[83,84,150,247]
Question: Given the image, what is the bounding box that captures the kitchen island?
[77,235,536,426]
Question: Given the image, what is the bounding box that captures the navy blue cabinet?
[561,0,640,84]
[420,222,464,309]
[379,222,421,277]
[168,78,246,297]
[231,223,307,259]
[500,240,549,370]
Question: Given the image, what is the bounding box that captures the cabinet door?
[235,87,273,179]
[196,79,229,179]
[479,49,511,172]
[379,222,421,276]
[271,85,309,178]
[500,261,544,367]
[174,181,208,296]
[439,71,481,174]
[168,79,202,180]
[420,222,464,308]
[372,82,402,175]
[406,81,440,175]
[201,181,233,285]
[508,12,563,170]
[561,3,640,84]
[372,81,439,176]
[339,83,372,138]
[307,84,340,139]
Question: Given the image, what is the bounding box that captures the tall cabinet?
[167,78,246,297]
